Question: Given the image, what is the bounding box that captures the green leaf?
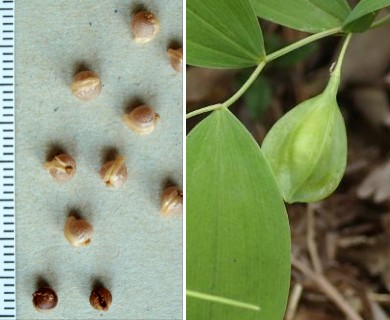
[187,109,291,320]
[343,0,390,32]
[187,0,265,68]
[251,0,351,33]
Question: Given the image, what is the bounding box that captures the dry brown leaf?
[357,160,390,203]
[352,87,390,129]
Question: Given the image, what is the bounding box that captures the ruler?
[0,0,15,318]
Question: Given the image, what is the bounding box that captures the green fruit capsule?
[262,72,347,203]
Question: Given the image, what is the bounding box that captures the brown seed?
[32,287,58,311]
[44,153,76,182]
[71,70,102,101]
[64,216,94,247]
[131,11,160,44]
[167,48,183,72]
[161,186,183,216]
[123,105,159,135]
[100,156,128,189]
[90,287,112,311]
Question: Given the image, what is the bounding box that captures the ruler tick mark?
[0,5,15,315]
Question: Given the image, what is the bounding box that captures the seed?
[167,48,183,72]
[131,11,160,44]
[44,153,76,182]
[161,186,183,216]
[64,216,93,247]
[71,70,102,101]
[100,156,128,189]
[123,105,159,135]
[32,287,58,311]
[90,287,112,311]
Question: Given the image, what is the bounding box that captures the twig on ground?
[368,292,390,304]
[306,204,323,274]
[292,257,364,320]
[285,283,303,320]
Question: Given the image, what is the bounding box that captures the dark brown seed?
[90,287,112,311]
[32,287,58,311]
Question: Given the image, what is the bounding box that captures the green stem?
[186,289,261,311]
[370,11,390,29]
[331,33,352,78]
[223,60,266,109]
[266,27,341,62]
[187,27,342,119]
[186,61,266,119]
[186,103,225,119]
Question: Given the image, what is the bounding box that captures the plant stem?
[266,27,341,62]
[187,27,342,119]
[223,60,266,109]
[186,289,260,311]
[186,103,224,119]
[186,61,266,119]
[332,33,352,78]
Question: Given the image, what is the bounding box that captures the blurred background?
[186,17,390,320]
